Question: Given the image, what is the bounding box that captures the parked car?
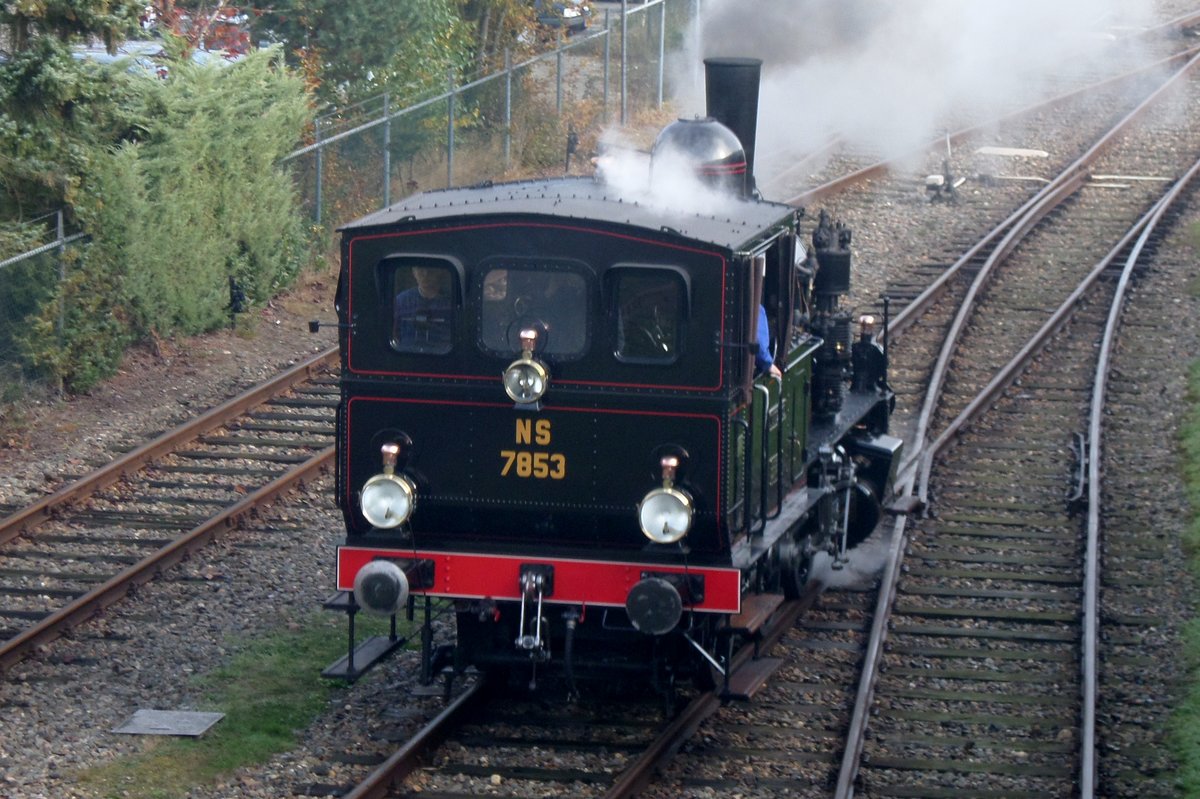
[534,0,592,34]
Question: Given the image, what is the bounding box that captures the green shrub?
[22,46,313,391]
[21,245,133,393]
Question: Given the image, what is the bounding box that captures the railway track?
[288,21,1200,799]
[298,596,815,799]
[845,159,1200,798]
[4,11,1200,799]
[836,60,1200,799]
[631,26,1200,799]
[0,348,339,672]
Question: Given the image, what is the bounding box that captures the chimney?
[703,57,762,197]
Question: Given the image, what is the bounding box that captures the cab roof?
[339,175,798,253]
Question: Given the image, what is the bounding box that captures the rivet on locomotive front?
[325,57,902,697]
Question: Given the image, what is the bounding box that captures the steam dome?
[651,117,747,195]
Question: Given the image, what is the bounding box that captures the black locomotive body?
[330,58,900,693]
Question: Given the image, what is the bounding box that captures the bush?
[23,46,313,391]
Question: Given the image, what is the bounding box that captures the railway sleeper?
[175,450,313,464]
[233,420,336,435]
[265,397,339,409]
[199,434,332,448]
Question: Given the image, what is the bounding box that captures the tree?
[247,0,472,104]
[1,0,143,55]
[144,2,254,55]
[22,46,313,391]
[0,0,147,219]
[0,37,150,221]
[456,0,535,71]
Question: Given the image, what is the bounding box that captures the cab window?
[388,259,456,354]
[613,269,684,363]
[480,265,588,357]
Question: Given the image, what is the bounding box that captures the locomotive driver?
[394,265,452,351]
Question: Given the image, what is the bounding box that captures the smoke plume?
[669,0,1156,181]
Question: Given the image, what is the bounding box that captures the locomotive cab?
[327,58,900,695]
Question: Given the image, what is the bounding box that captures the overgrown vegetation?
[1175,351,1200,793]
[74,613,410,799]
[250,0,483,106]
[1169,218,1200,793]
[0,1,552,399]
[12,46,313,392]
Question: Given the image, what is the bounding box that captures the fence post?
[383,93,391,207]
[447,71,456,189]
[603,12,611,124]
[504,48,513,170]
[657,1,666,109]
[55,210,65,341]
[556,33,564,115]
[621,0,628,125]
[55,209,66,395]
[314,118,323,224]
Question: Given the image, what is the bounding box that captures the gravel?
[3,4,1199,795]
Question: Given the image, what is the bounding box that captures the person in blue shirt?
[394,266,452,351]
[755,304,782,379]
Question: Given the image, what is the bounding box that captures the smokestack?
[704,57,762,197]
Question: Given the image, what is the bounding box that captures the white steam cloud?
[596,128,741,216]
[661,0,1157,187]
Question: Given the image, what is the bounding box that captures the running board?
[723,656,785,701]
[719,593,785,701]
[725,592,785,636]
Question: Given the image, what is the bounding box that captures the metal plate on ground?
[112,709,225,736]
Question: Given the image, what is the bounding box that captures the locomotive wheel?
[778,536,812,600]
[845,481,883,549]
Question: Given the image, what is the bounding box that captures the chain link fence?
[0,212,86,399]
[0,0,701,396]
[289,0,701,224]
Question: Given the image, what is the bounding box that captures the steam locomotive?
[325,57,901,697]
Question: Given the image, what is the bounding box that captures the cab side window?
[390,260,456,354]
[613,269,684,363]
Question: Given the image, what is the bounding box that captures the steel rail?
[860,43,1200,345]
[341,676,491,799]
[832,157,1161,799]
[604,691,721,798]
[864,159,1200,799]
[0,445,334,672]
[1078,152,1200,796]
[914,50,1200,505]
[603,588,817,798]
[1148,10,1200,36]
[337,589,814,799]
[785,45,1200,210]
[834,479,914,799]
[0,346,338,547]
[833,54,1200,799]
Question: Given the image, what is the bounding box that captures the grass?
[1174,357,1200,795]
[73,612,409,799]
[1172,218,1200,793]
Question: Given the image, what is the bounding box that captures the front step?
[320,591,407,682]
[321,635,406,681]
